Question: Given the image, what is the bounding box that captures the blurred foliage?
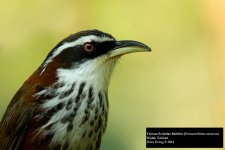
[0,0,225,150]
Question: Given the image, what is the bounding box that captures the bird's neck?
[33,59,117,149]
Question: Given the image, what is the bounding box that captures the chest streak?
[35,74,109,149]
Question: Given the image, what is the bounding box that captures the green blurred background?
[1,0,225,150]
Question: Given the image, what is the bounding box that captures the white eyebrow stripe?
[40,35,114,75]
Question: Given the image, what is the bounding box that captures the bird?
[0,29,151,150]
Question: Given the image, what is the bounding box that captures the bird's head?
[35,29,150,90]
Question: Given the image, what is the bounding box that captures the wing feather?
[0,87,35,150]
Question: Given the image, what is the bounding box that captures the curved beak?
[108,40,151,57]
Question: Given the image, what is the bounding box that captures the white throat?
[57,57,118,91]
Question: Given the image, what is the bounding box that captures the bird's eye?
[84,43,94,52]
